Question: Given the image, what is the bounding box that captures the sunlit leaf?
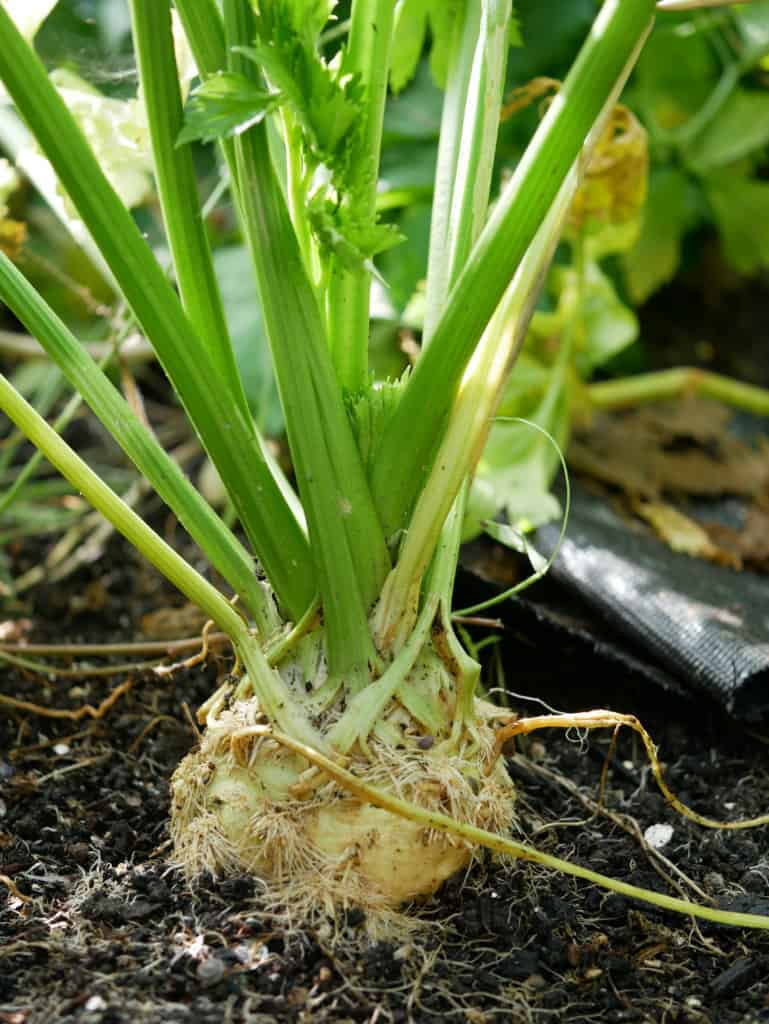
[576,263,638,376]
[179,73,279,144]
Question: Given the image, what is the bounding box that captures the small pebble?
[196,957,225,986]
[643,823,674,850]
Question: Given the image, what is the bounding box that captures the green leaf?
[383,61,443,140]
[178,72,279,143]
[475,412,565,533]
[496,351,552,419]
[390,1,519,94]
[428,1,462,87]
[307,192,404,271]
[213,245,284,434]
[686,88,769,173]
[575,263,638,376]
[506,0,594,81]
[279,0,337,41]
[705,173,769,274]
[237,1,362,164]
[483,519,547,571]
[376,201,431,312]
[346,376,407,475]
[377,140,437,209]
[622,167,700,303]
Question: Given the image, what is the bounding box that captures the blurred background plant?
[2,0,769,599]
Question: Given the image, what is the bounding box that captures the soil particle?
[2,533,769,1022]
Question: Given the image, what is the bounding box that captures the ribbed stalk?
[129,0,249,423]
[0,373,322,746]
[371,0,656,537]
[0,251,273,630]
[0,2,314,618]
[325,0,396,391]
[222,0,390,681]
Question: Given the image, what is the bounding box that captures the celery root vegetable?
[4,0,769,931]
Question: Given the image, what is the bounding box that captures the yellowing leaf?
[502,84,648,258]
[567,104,648,257]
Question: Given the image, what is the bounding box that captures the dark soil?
[2,532,769,1024]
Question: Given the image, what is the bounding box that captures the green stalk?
[325,0,396,391]
[172,0,226,77]
[172,0,310,539]
[0,251,273,631]
[0,373,322,747]
[586,367,769,416]
[376,0,512,646]
[378,175,574,644]
[424,0,509,342]
[129,0,249,425]
[171,0,238,187]
[0,3,314,618]
[223,0,390,680]
[371,0,656,537]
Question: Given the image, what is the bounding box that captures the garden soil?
[2,532,769,1024]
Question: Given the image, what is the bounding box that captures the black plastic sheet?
[536,483,769,720]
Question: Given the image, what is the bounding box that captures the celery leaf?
[178,72,279,144]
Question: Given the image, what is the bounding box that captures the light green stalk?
[222,0,390,681]
[372,0,512,648]
[587,367,769,416]
[371,0,656,537]
[129,0,250,424]
[0,251,273,630]
[424,0,510,343]
[0,373,322,748]
[172,0,226,76]
[377,171,577,645]
[0,2,315,619]
[325,0,396,391]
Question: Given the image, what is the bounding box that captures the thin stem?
[325,0,396,391]
[0,251,273,630]
[172,0,226,76]
[129,0,249,423]
[424,0,510,343]
[370,0,655,537]
[378,167,577,642]
[0,377,234,631]
[0,373,322,746]
[0,3,315,619]
[586,367,769,416]
[261,724,769,931]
